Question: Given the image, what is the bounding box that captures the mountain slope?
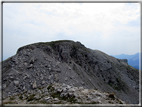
[2,40,139,104]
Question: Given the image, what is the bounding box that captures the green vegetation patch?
[9,96,15,100]
[19,95,23,100]
[108,93,115,100]
[59,94,77,103]
[27,94,35,102]
[51,91,61,98]
[47,84,55,92]
[38,86,45,90]
[67,96,77,103]
[50,90,77,104]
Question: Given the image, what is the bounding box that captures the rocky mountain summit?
[2,40,139,104]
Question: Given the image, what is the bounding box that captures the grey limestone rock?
[32,81,37,89]
[13,80,19,86]
[42,81,45,85]
[2,40,139,104]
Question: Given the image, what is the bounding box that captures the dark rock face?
[120,59,128,64]
[2,40,139,104]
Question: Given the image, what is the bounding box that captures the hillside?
[2,40,139,104]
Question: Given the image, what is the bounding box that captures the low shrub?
[27,94,35,102]
[108,93,115,100]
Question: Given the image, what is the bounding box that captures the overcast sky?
[3,3,140,60]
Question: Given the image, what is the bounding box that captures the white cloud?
[3,3,140,60]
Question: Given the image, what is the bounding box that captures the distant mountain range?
[112,53,141,70]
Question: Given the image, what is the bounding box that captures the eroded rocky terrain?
[2,40,139,104]
[3,83,124,104]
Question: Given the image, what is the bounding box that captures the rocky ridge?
[2,40,139,104]
[3,83,124,104]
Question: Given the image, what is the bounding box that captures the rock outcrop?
[2,40,139,104]
[120,59,128,64]
[3,83,124,104]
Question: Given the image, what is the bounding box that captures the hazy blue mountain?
[128,53,140,70]
[112,53,141,70]
[113,54,135,59]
